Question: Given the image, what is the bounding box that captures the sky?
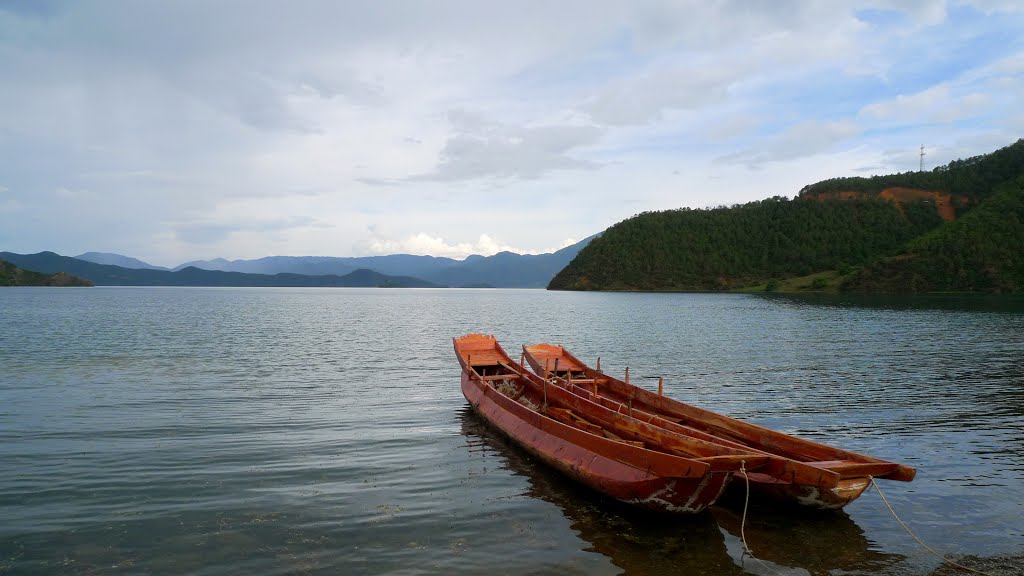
[1,1,1022,267]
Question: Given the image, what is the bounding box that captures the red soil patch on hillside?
[878,187,956,221]
[807,187,967,222]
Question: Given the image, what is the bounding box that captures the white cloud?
[582,62,741,126]
[860,85,952,119]
[55,186,90,200]
[960,0,1024,15]
[859,84,991,124]
[990,52,1024,75]
[856,79,999,126]
[886,0,948,25]
[368,233,551,259]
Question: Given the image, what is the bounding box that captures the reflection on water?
[460,405,1024,576]
[460,407,921,576]
[458,407,744,576]
[711,494,900,576]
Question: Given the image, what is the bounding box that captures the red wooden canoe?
[455,334,758,513]
[522,343,916,509]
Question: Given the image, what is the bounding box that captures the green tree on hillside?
[798,138,1024,204]
[843,178,1024,293]
[549,197,943,291]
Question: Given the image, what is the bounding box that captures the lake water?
[1,287,1022,575]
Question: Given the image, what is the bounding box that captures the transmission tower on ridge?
[919,144,925,172]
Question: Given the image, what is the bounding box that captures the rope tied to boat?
[868,476,994,576]
[738,461,787,576]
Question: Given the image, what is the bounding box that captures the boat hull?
[738,473,871,509]
[522,343,915,510]
[461,371,730,513]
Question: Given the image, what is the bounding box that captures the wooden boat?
[522,343,916,509]
[454,334,774,513]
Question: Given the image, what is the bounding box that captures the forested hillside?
[842,177,1024,293]
[549,139,1024,293]
[0,259,93,286]
[548,197,942,291]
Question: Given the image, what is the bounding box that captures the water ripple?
[1,288,1021,575]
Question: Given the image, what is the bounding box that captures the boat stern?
[743,473,872,510]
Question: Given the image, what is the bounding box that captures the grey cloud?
[356,177,401,187]
[572,3,862,127]
[0,3,387,136]
[174,216,328,245]
[716,120,862,168]
[408,113,604,182]
[197,73,315,133]
[582,64,739,126]
[297,69,386,107]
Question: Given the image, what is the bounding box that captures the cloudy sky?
[1,1,1022,266]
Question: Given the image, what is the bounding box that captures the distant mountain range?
[0,252,440,288]
[74,251,170,271]
[3,236,596,288]
[70,235,596,288]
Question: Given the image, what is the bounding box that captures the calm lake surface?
[2,287,1022,575]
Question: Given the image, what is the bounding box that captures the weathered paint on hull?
[461,371,729,513]
[740,473,871,509]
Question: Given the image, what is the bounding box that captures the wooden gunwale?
[534,374,771,472]
[454,335,713,480]
[523,343,916,485]
[490,359,775,474]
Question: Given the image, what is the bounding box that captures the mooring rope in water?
[868,476,994,576]
[739,461,752,554]
[739,461,788,576]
